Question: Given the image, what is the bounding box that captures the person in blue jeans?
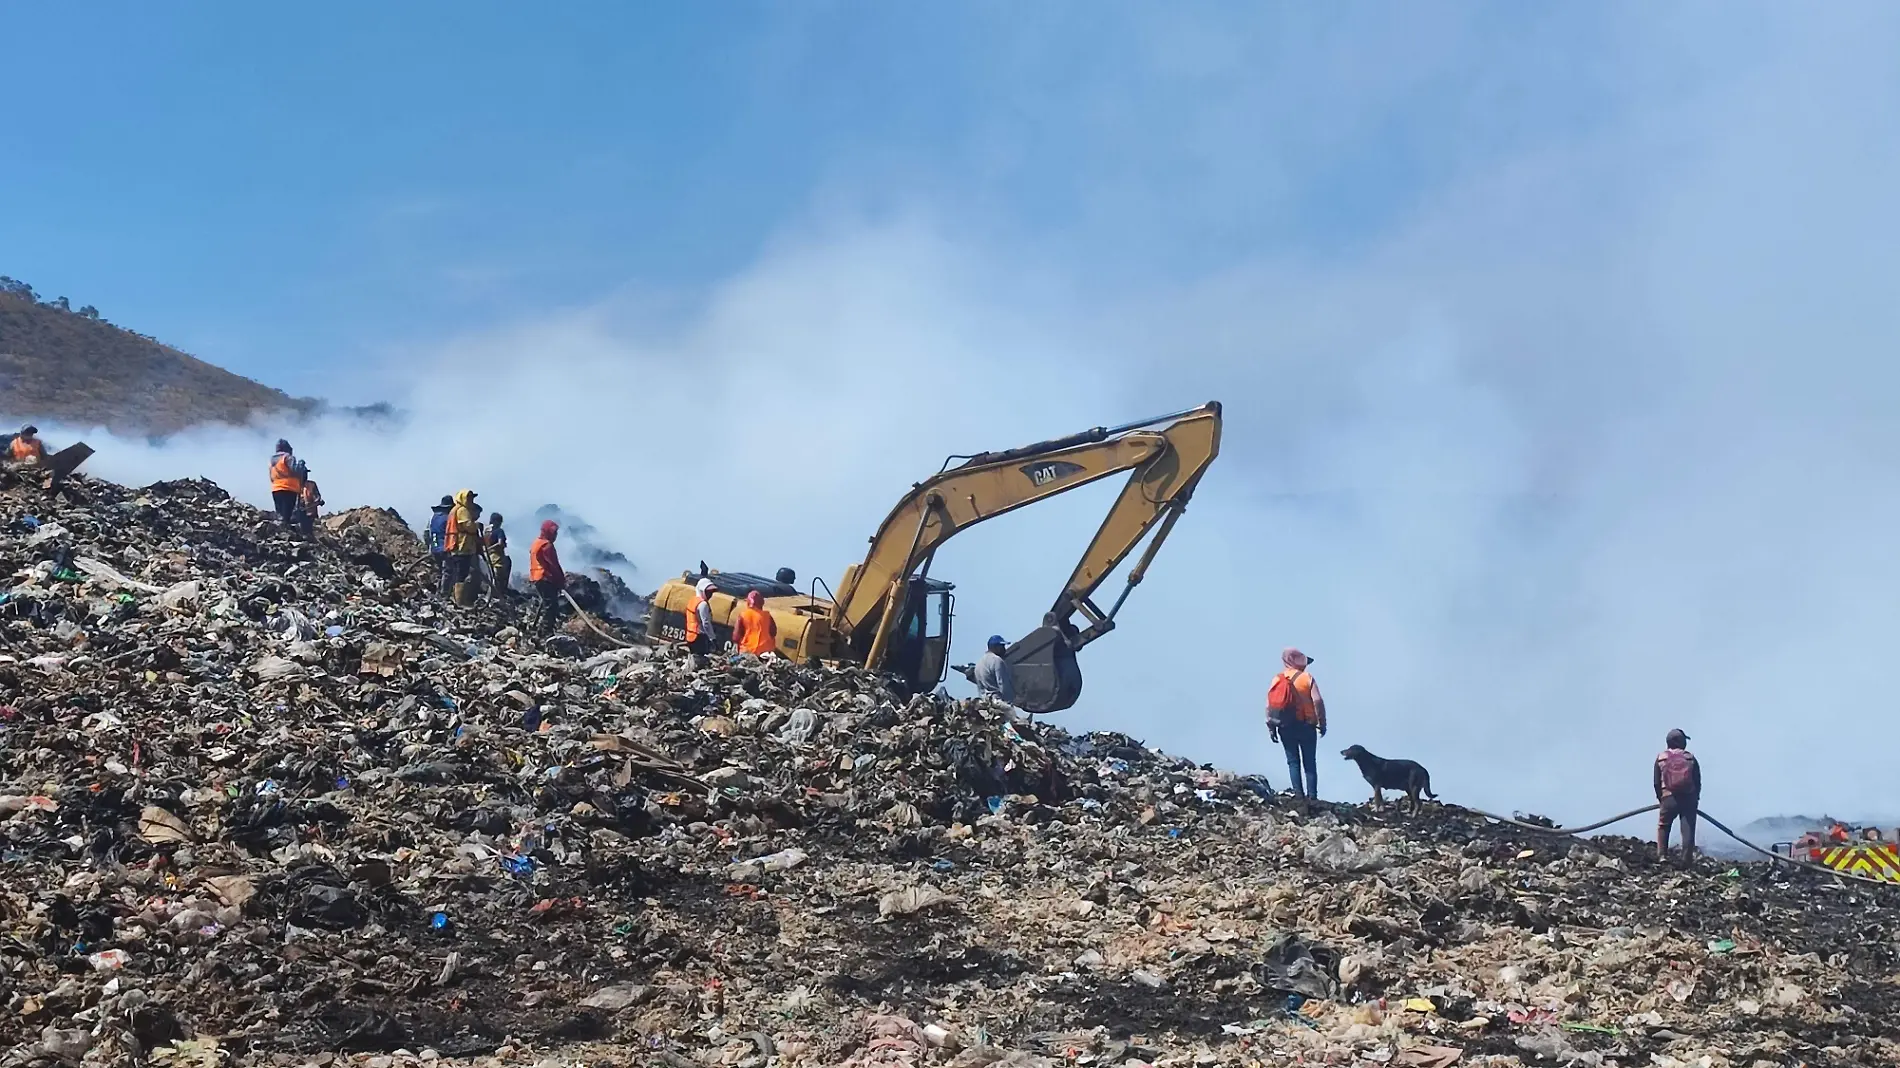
[1267,647,1327,808]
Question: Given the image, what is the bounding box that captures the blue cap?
[987,634,1007,648]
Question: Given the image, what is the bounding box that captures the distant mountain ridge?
[0,278,315,435]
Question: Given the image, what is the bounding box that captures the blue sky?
[7,5,1900,822]
[2,4,1627,397]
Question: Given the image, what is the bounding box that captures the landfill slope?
[1,473,1897,1068]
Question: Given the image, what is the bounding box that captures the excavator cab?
[883,578,955,695]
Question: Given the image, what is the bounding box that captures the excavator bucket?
[47,443,93,482]
[1004,626,1083,713]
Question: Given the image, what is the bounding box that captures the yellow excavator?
[646,402,1222,712]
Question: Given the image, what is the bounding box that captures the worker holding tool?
[684,577,717,655]
[485,513,512,599]
[731,589,778,655]
[442,490,483,604]
[296,474,324,538]
[527,520,565,635]
[1267,647,1326,809]
[956,635,1017,704]
[268,440,307,528]
[1654,728,1702,866]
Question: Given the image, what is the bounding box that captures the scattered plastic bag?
[1307,831,1390,874]
[879,884,956,918]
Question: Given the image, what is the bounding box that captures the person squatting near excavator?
[268,440,308,528]
[527,520,565,635]
[1267,647,1327,806]
[1654,728,1702,865]
[9,425,46,466]
[732,589,778,655]
[441,490,483,603]
[485,513,512,600]
[684,577,717,655]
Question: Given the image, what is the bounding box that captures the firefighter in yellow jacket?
[441,490,483,603]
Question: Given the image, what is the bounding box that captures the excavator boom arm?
[1046,406,1220,645]
[831,402,1222,691]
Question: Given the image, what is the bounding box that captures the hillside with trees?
[0,276,315,435]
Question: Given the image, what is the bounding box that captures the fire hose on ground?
[1454,802,1899,888]
[560,588,638,649]
[407,551,640,649]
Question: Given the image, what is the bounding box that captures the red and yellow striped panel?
[1809,844,1900,882]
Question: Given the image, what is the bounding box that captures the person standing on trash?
[684,577,718,655]
[295,474,323,538]
[268,440,307,528]
[731,589,778,655]
[425,495,452,584]
[527,519,565,634]
[1267,648,1326,806]
[1654,728,1702,865]
[484,513,512,599]
[961,634,1016,704]
[426,495,452,553]
[442,490,483,603]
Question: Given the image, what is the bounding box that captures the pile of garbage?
[2,474,1897,1068]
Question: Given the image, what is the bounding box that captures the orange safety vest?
[270,454,303,493]
[527,537,555,582]
[10,437,44,462]
[684,594,710,642]
[1270,669,1319,725]
[732,606,777,655]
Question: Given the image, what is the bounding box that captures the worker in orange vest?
[731,589,778,656]
[684,578,717,655]
[296,475,324,538]
[8,425,46,465]
[268,439,307,528]
[527,520,565,635]
[441,490,482,602]
[1266,647,1326,806]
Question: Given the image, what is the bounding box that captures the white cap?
[695,578,714,595]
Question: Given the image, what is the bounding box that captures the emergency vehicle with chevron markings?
[1775,827,1900,883]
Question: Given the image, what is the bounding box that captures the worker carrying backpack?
[1657,750,1696,794]
[1266,669,1311,725]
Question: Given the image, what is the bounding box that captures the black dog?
[1340,745,1437,814]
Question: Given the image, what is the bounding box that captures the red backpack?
[1658,750,1695,793]
[1267,670,1308,724]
